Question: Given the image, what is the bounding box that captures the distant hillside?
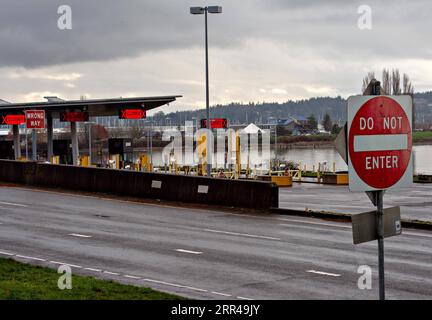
[153,92,432,129]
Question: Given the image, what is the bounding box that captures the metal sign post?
[370,83,385,300]
[372,189,385,300]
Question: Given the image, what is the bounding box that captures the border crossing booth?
[53,139,72,164]
[0,141,14,160]
[108,138,133,169]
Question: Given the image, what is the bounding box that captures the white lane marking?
[0,251,14,256]
[212,291,232,297]
[281,218,432,238]
[0,201,28,207]
[124,275,141,280]
[175,249,203,255]
[183,286,207,293]
[49,261,82,269]
[68,233,92,238]
[204,228,281,241]
[15,255,46,262]
[143,278,187,288]
[279,222,350,230]
[279,218,351,229]
[103,271,120,276]
[403,231,432,239]
[306,270,341,277]
[84,267,101,272]
[237,296,254,300]
[142,278,207,292]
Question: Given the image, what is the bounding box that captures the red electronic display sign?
[119,109,146,119]
[1,114,26,125]
[60,112,89,122]
[200,118,228,129]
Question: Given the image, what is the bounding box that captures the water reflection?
[144,145,432,174]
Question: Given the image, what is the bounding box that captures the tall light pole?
[190,5,222,177]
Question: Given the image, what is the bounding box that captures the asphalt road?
[0,186,431,300]
[280,183,432,222]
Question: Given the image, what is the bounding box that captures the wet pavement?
[280,183,432,222]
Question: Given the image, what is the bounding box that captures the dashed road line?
[211,291,232,297]
[103,271,120,276]
[15,255,46,262]
[237,296,254,300]
[306,270,341,277]
[124,275,141,280]
[142,278,210,293]
[49,261,82,269]
[279,220,351,229]
[183,286,208,293]
[0,250,14,256]
[84,267,102,272]
[142,278,186,289]
[203,228,281,241]
[68,233,93,238]
[404,231,432,239]
[175,249,203,255]
[0,201,28,207]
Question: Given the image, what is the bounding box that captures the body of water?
[139,145,432,175]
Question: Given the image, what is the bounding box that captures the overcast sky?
[1,0,431,114]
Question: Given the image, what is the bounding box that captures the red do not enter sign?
[348,96,412,191]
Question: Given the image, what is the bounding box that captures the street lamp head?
[207,6,222,14]
[190,6,222,14]
[190,7,205,14]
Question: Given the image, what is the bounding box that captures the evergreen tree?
[322,113,332,132]
[307,114,318,131]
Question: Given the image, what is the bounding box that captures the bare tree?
[391,69,401,95]
[362,68,416,129]
[362,72,376,93]
[403,73,414,95]
[382,69,391,94]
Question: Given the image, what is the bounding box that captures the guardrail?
[0,160,279,210]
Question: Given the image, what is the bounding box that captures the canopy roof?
[0,95,181,119]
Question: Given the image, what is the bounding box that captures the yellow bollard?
[50,155,60,164]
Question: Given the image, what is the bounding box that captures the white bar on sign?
[198,185,209,194]
[354,134,408,152]
[151,180,162,189]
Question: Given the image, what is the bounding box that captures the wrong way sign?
[347,95,413,191]
[25,110,45,129]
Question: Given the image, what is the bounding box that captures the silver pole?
[25,128,28,160]
[275,124,278,160]
[32,129,37,161]
[88,122,92,164]
[150,120,153,168]
[205,7,212,177]
[376,190,385,300]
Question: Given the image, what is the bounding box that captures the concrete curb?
[270,207,432,231]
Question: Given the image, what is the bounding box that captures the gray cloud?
[0,0,431,68]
